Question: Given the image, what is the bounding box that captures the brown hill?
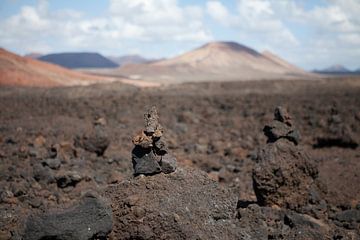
[99,42,315,84]
[0,48,106,87]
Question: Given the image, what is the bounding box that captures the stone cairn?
[131,106,177,175]
[263,106,300,145]
[253,106,320,210]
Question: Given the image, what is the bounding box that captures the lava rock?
[56,171,82,188]
[51,141,76,161]
[154,139,168,155]
[253,139,319,209]
[160,154,177,174]
[253,107,320,210]
[314,109,358,148]
[263,106,300,145]
[131,106,177,176]
[144,106,162,135]
[332,209,360,229]
[23,193,113,240]
[42,158,61,170]
[132,146,161,175]
[104,168,238,239]
[10,182,28,197]
[75,124,110,156]
[33,164,55,184]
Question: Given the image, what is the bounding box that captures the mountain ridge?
[0,48,106,87]
[39,52,118,69]
[99,41,314,83]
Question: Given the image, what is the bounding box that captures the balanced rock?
[253,107,320,210]
[132,106,177,176]
[263,106,300,145]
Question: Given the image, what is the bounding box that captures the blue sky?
[0,0,359,70]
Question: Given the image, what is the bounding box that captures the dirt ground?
[0,77,359,239]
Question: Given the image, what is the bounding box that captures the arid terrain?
[0,76,359,239]
[82,42,317,84]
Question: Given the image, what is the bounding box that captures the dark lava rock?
[10,181,28,197]
[314,110,358,149]
[253,107,321,210]
[75,124,110,157]
[253,139,319,209]
[160,154,177,174]
[332,209,360,229]
[263,106,300,145]
[23,193,113,240]
[237,205,346,240]
[56,171,82,188]
[42,158,61,170]
[33,164,55,184]
[104,168,238,240]
[132,146,161,175]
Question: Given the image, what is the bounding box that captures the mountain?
[314,65,351,74]
[0,48,105,87]
[98,41,312,84]
[24,52,43,59]
[38,52,118,69]
[108,55,152,66]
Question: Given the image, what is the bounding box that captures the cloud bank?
[0,0,359,69]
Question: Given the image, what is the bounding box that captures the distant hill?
[314,65,351,74]
[38,52,118,69]
[108,55,152,66]
[95,41,314,84]
[24,52,43,59]
[0,48,105,87]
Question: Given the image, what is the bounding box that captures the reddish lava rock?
[104,168,238,240]
[253,107,322,210]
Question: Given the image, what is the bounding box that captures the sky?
[0,0,359,70]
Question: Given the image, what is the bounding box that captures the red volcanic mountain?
[0,48,106,87]
[101,41,313,84]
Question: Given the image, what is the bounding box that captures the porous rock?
[42,158,61,170]
[132,146,161,175]
[160,154,177,174]
[104,168,238,240]
[332,209,360,229]
[314,109,358,148]
[55,171,82,188]
[23,193,113,240]
[75,119,110,156]
[253,107,320,210]
[131,106,176,175]
[263,106,300,145]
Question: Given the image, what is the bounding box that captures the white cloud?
[206,0,298,48]
[206,0,360,69]
[0,0,212,54]
[108,0,211,42]
[206,1,233,26]
[270,0,360,69]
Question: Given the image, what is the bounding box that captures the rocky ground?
[0,77,359,239]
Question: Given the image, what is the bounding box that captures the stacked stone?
[263,106,300,145]
[253,106,321,210]
[132,106,177,175]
